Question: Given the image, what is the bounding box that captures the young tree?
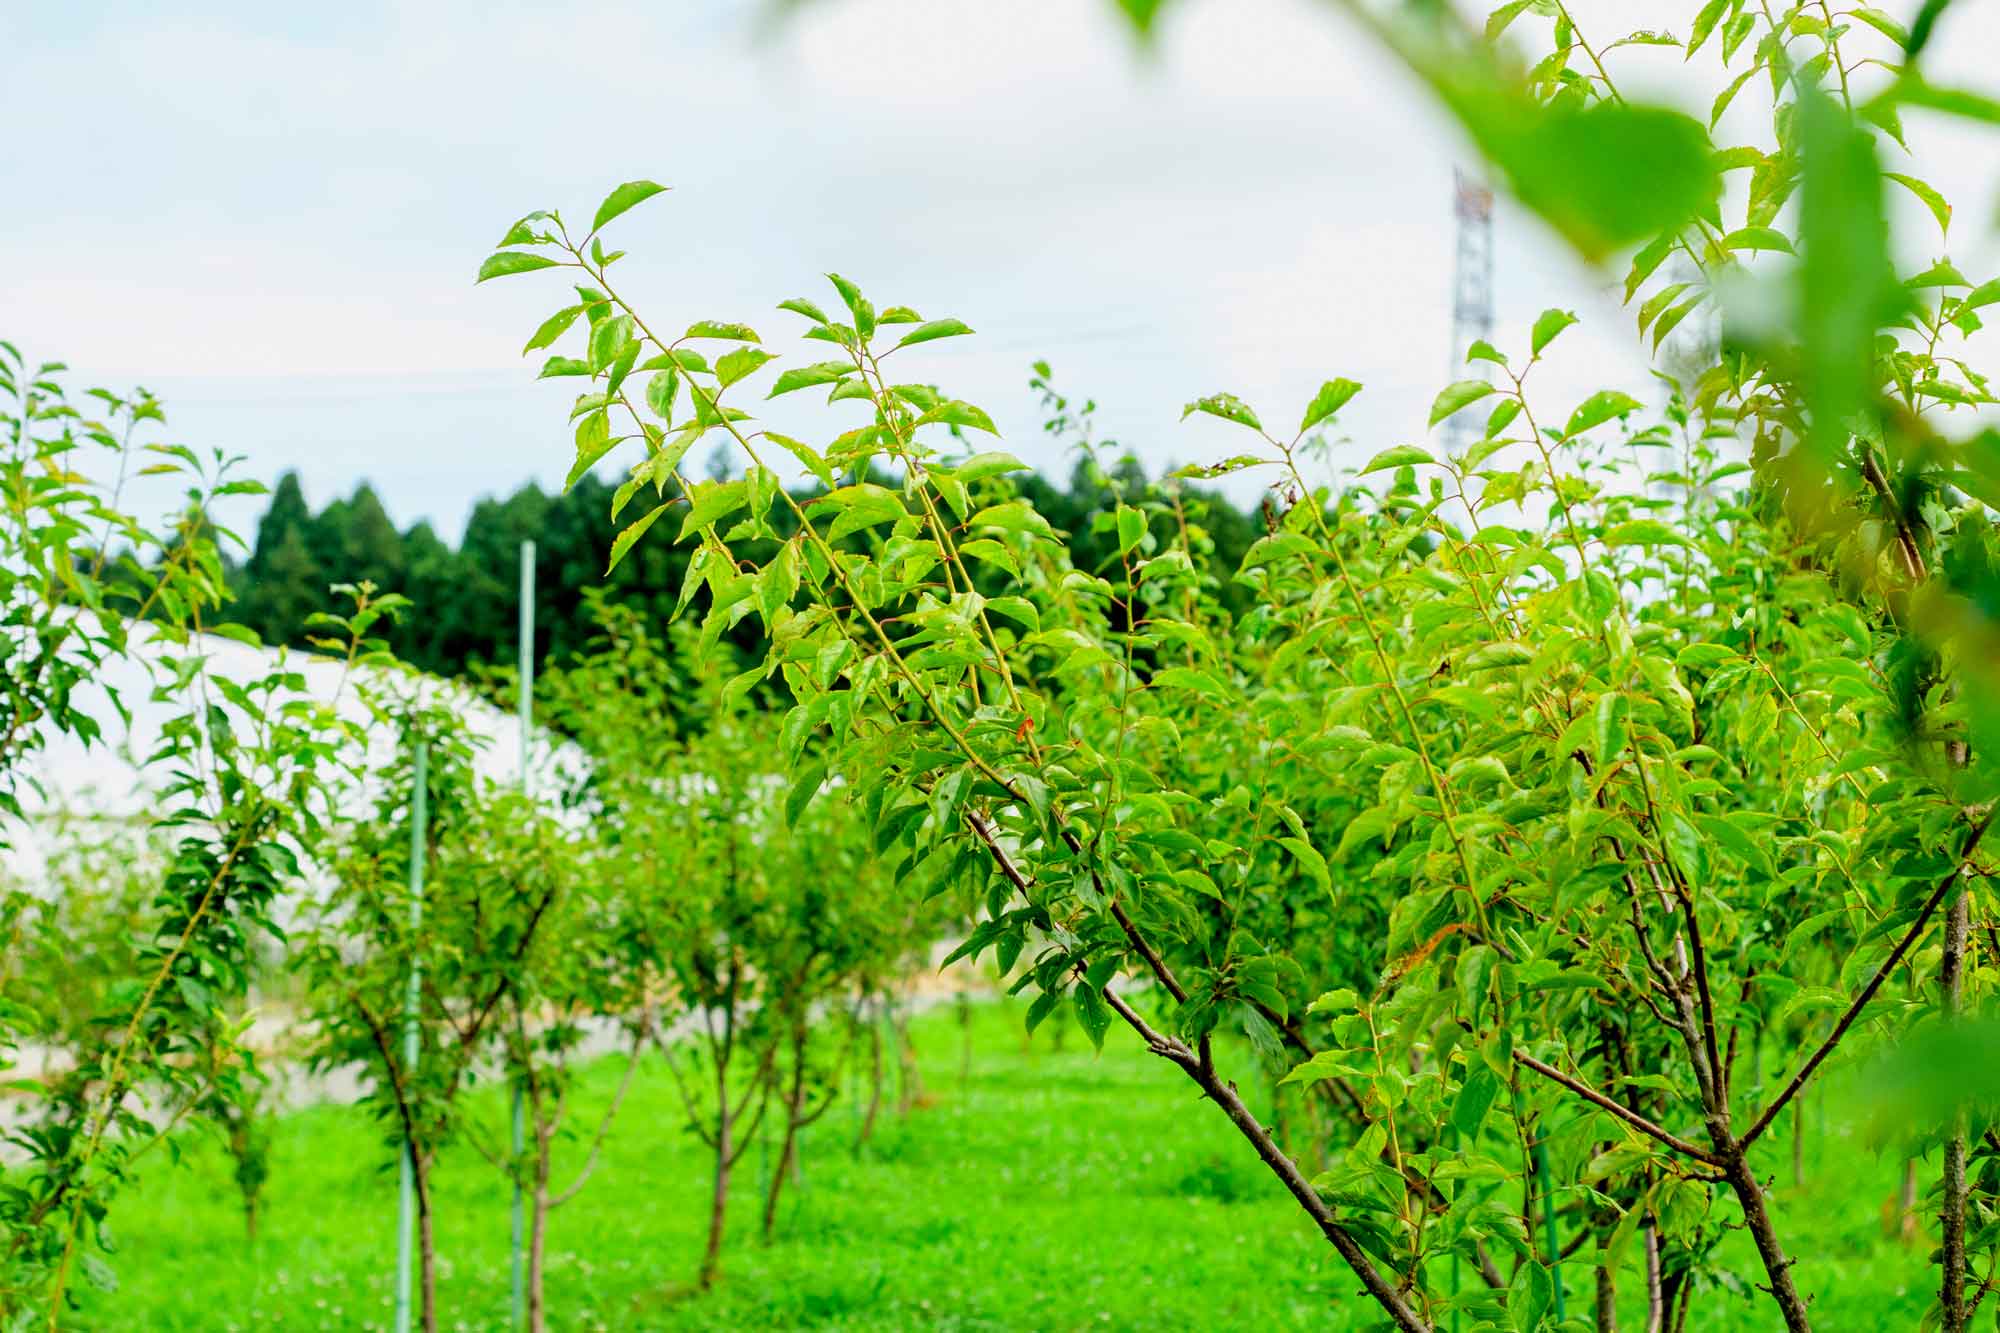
[482,6,2000,1327]
[1,350,388,1324]
[298,703,564,1333]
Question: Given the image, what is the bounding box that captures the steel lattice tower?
[1444,168,1495,453]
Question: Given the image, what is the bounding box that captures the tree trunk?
[700,1095,731,1290]
[528,1129,551,1333]
[1941,888,1970,1331]
[1595,1259,1617,1333]
[956,990,973,1095]
[416,1155,439,1333]
[1643,1221,1664,1333]
[1899,1157,1920,1243]
[763,1026,807,1244]
[1722,1152,1811,1332]
[762,1116,799,1244]
[895,1007,923,1115]
[856,1012,883,1153]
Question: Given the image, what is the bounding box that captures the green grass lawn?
[73,1000,1340,1331]
[70,999,1938,1331]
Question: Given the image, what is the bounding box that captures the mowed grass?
[71,1000,1339,1332]
[68,998,1938,1332]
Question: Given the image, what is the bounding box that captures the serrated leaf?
[1429,380,1495,427]
[522,305,583,355]
[1565,389,1643,436]
[894,318,974,349]
[1361,444,1434,474]
[607,503,671,573]
[1531,308,1577,356]
[768,362,853,398]
[1720,226,1796,254]
[786,761,827,828]
[477,251,560,283]
[1183,393,1263,431]
[590,180,668,235]
[1884,172,1951,239]
[1301,378,1363,432]
[684,320,760,343]
[716,346,776,388]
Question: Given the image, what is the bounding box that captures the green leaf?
[779,297,830,325]
[1888,78,2000,125]
[1849,6,1910,48]
[1686,0,1728,55]
[538,356,589,379]
[590,180,668,235]
[894,318,974,349]
[968,500,1053,537]
[589,314,634,373]
[1453,1066,1502,1138]
[716,346,776,388]
[1800,88,1898,472]
[1565,390,1643,436]
[1182,393,1262,431]
[1531,308,1578,356]
[1720,226,1796,254]
[920,401,998,435]
[1300,378,1363,432]
[1277,836,1331,896]
[1072,983,1111,1051]
[1508,1260,1554,1332]
[821,483,906,542]
[684,320,760,343]
[1361,444,1434,474]
[1593,692,1629,767]
[954,452,1030,483]
[568,410,615,490]
[522,305,583,355]
[678,479,748,541]
[1429,72,1719,264]
[476,251,560,283]
[785,761,827,828]
[607,503,670,573]
[1884,172,1951,239]
[1429,380,1495,427]
[1602,519,1691,548]
[767,361,852,398]
[1115,505,1146,556]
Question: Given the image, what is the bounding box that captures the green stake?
[1536,1137,1565,1322]
[395,739,429,1333]
[510,539,534,1330]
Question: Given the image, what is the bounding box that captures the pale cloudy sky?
[6,0,1997,541]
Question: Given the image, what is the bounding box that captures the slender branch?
[1515,1052,1721,1166]
[1098,984,1433,1333]
[550,1033,646,1209]
[1741,809,1992,1149]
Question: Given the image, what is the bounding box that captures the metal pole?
[510,539,534,1330]
[395,739,430,1333]
[1536,1137,1566,1322]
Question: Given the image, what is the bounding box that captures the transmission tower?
[1443,168,1495,453]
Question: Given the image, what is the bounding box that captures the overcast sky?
[7,0,1997,542]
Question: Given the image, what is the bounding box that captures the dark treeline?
[226,453,1266,683]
